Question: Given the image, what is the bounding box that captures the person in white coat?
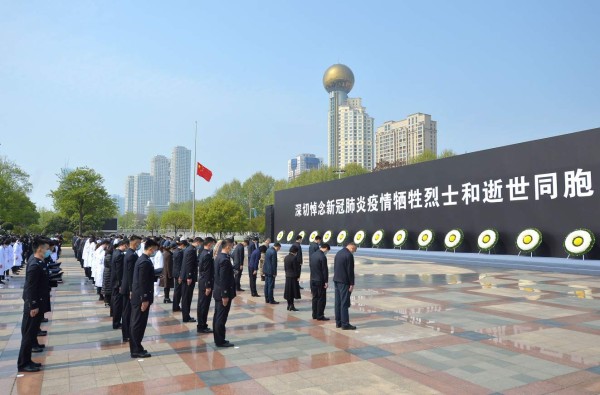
[13,239,23,272]
[4,239,13,281]
[93,240,109,300]
[0,240,5,285]
[83,237,96,283]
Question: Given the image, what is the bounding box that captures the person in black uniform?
[231,239,247,291]
[308,235,322,259]
[293,236,304,289]
[213,239,236,347]
[309,243,331,321]
[129,239,158,358]
[180,237,203,322]
[197,237,216,334]
[248,237,258,260]
[172,239,187,312]
[284,245,301,311]
[110,239,129,329]
[17,237,48,372]
[333,241,357,330]
[120,235,142,342]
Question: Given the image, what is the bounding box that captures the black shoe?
[289,306,299,312]
[237,288,245,292]
[37,331,47,336]
[342,324,357,330]
[113,324,122,329]
[216,342,234,348]
[317,317,330,321]
[131,352,151,358]
[42,318,49,323]
[122,338,130,342]
[299,286,304,289]
[0,280,5,285]
[32,346,44,353]
[197,328,213,334]
[183,318,197,323]
[30,362,42,368]
[18,365,40,372]
[172,307,181,312]
[34,344,45,349]
[269,301,280,304]
[336,324,341,328]
[164,298,172,304]
[312,316,317,320]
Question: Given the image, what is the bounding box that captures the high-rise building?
[375,113,437,167]
[151,155,170,212]
[124,176,135,213]
[169,146,191,204]
[111,194,125,215]
[133,173,153,215]
[323,64,375,171]
[288,154,323,181]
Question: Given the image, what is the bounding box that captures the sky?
[1,0,599,209]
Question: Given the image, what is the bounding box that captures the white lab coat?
[82,239,92,268]
[94,248,105,288]
[13,241,23,267]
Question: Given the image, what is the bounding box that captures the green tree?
[44,216,71,235]
[195,198,246,239]
[0,157,39,228]
[145,210,161,236]
[49,167,117,234]
[409,150,438,164]
[439,149,456,158]
[118,212,138,231]
[161,210,191,235]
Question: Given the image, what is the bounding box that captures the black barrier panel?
[274,128,600,258]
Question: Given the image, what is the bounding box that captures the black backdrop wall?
[273,128,600,258]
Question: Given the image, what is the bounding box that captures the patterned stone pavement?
[1,248,600,394]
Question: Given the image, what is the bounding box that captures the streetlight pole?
[333,169,346,180]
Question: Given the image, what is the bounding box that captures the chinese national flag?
[196,162,213,182]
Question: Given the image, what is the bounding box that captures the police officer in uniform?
[17,237,48,372]
[197,237,216,334]
[213,239,236,347]
[129,239,158,358]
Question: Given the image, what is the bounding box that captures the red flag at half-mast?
[196,162,213,182]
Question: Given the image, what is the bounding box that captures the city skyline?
[1,2,598,208]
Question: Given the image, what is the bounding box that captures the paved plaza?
[2,248,600,394]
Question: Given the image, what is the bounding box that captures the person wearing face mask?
[17,237,49,372]
[129,239,159,358]
[120,235,142,343]
[212,238,237,347]
[180,237,203,323]
[309,243,331,321]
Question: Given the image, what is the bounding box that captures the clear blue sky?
[1,0,599,209]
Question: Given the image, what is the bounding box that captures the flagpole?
[192,121,197,237]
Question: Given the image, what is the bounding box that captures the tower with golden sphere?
[323,64,374,171]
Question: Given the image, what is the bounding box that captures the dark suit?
[248,241,257,261]
[129,253,154,355]
[333,248,355,327]
[309,249,329,319]
[18,255,44,370]
[231,244,245,290]
[172,247,184,310]
[308,242,320,259]
[213,252,236,346]
[263,247,278,303]
[111,249,125,328]
[196,248,214,330]
[120,248,138,340]
[180,245,198,321]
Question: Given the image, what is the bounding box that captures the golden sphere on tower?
[323,64,354,93]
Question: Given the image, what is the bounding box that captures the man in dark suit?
[309,235,322,259]
[213,239,237,347]
[333,241,357,330]
[197,237,216,334]
[17,237,48,373]
[180,237,203,322]
[120,235,142,342]
[293,236,304,289]
[248,237,258,259]
[172,239,187,312]
[310,243,331,321]
[110,239,128,330]
[263,243,281,304]
[129,239,159,358]
[231,239,247,291]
